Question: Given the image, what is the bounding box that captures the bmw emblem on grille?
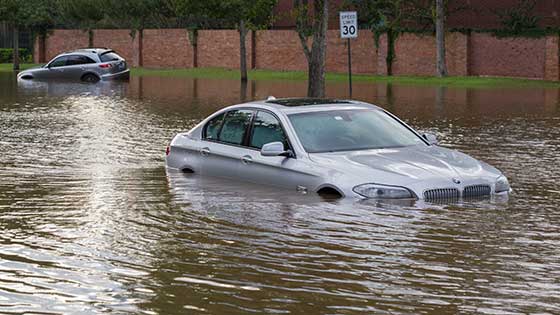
[452,178,461,184]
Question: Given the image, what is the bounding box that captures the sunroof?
[266,98,352,107]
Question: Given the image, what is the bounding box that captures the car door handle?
[241,155,253,165]
[200,147,210,157]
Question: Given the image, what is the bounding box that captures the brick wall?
[255,30,307,71]
[43,30,89,61]
[198,30,251,69]
[377,32,468,76]
[35,29,560,81]
[469,33,546,78]
[143,29,194,68]
[93,29,134,63]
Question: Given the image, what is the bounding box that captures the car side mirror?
[422,133,438,145]
[261,141,292,157]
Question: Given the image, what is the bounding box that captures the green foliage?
[0,48,32,63]
[0,0,56,33]
[56,0,105,31]
[495,0,539,35]
[171,0,277,30]
[102,0,173,30]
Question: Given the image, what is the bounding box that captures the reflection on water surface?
[0,73,559,314]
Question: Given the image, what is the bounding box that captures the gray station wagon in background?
[165,98,511,201]
[17,48,130,83]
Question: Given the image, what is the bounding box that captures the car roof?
[69,48,112,54]
[232,97,381,115]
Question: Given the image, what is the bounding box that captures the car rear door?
[65,55,97,80]
[197,109,255,180]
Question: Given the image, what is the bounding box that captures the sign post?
[339,11,357,97]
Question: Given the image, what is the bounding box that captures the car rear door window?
[249,111,288,149]
[204,113,225,140]
[66,55,96,66]
[217,110,253,145]
[49,56,68,68]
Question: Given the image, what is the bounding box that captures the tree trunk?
[138,29,144,67]
[239,20,248,83]
[37,34,46,63]
[386,29,396,76]
[13,25,19,71]
[189,29,198,68]
[88,29,94,48]
[307,0,328,98]
[436,0,448,77]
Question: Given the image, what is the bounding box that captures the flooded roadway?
[0,73,559,314]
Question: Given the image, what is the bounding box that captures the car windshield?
[288,109,425,153]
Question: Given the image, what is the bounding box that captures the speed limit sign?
[340,11,358,39]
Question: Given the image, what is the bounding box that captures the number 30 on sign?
[340,11,358,39]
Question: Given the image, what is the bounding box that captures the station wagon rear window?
[100,52,122,62]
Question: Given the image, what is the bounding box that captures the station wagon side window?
[249,111,288,149]
[217,110,254,145]
[49,56,68,68]
[66,55,97,66]
[203,112,226,140]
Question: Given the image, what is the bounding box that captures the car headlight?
[353,183,415,199]
[495,176,510,193]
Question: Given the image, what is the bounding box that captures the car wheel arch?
[81,72,100,82]
[316,184,344,199]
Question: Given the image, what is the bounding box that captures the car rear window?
[100,52,122,62]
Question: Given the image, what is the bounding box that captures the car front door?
[33,56,68,80]
[197,109,255,180]
[240,110,318,191]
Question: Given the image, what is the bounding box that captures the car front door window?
[49,56,68,68]
[249,111,288,150]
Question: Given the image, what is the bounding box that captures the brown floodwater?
[1,73,559,314]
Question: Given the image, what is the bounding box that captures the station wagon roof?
[66,48,111,55]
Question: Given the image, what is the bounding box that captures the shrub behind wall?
[0,48,32,63]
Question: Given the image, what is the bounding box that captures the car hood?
[309,145,500,185]
[20,65,44,72]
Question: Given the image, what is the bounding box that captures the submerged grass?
[3,63,560,88]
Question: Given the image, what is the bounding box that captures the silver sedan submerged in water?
[17,48,130,83]
[166,98,511,200]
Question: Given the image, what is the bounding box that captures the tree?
[349,0,418,76]
[170,0,218,68]
[57,0,106,47]
[104,0,170,66]
[435,0,447,77]
[0,0,55,70]
[171,0,276,82]
[294,0,329,97]
[220,0,277,82]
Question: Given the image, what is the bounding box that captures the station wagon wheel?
[81,73,100,83]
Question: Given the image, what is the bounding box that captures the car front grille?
[463,185,491,198]
[424,188,460,201]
